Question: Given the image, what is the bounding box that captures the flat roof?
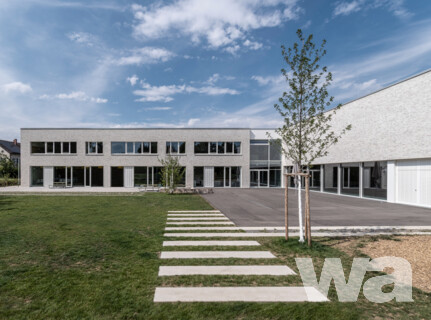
[21,128,276,130]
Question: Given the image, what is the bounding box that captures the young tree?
[159,156,185,194]
[0,154,18,178]
[274,29,351,242]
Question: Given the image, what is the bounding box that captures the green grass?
[0,195,430,319]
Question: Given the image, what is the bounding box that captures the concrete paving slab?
[167,217,230,221]
[167,213,225,216]
[165,227,241,231]
[158,265,296,276]
[168,210,221,213]
[154,286,328,302]
[166,221,235,225]
[160,251,276,259]
[163,240,261,246]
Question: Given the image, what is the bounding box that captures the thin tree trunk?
[297,176,304,242]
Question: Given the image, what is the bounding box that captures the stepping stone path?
[154,210,328,303]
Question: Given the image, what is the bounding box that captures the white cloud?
[251,75,284,86]
[67,32,96,46]
[115,47,175,66]
[133,81,239,102]
[333,1,363,16]
[127,75,139,86]
[131,0,300,52]
[1,81,33,94]
[243,39,263,50]
[144,106,173,111]
[187,118,200,126]
[333,0,412,19]
[39,91,108,103]
[205,73,235,85]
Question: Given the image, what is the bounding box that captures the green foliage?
[274,29,352,169]
[0,154,18,178]
[159,155,185,193]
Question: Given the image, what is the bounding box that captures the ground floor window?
[363,161,387,199]
[31,166,43,186]
[215,167,241,187]
[111,167,124,187]
[194,167,204,187]
[323,164,338,193]
[341,163,360,196]
[134,166,165,187]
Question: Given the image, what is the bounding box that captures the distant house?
[0,139,21,167]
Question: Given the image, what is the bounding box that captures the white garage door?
[396,159,431,207]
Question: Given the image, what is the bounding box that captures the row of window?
[111,142,158,154]
[31,141,242,155]
[194,142,241,154]
[285,161,388,200]
[31,142,77,154]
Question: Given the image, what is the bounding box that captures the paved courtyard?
[202,189,431,227]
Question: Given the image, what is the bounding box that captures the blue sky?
[1,0,431,140]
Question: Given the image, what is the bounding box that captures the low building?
[0,139,20,167]
[20,69,431,207]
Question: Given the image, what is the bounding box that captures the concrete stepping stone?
[158,265,296,276]
[167,217,230,221]
[163,240,260,247]
[166,221,235,225]
[160,251,276,259]
[154,287,328,302]
[164,232,285,238]
[167,213,225,216]
[165,227,241,231]
[168,210,221,213]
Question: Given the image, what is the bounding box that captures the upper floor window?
[111,142,157,154]
[194,141,241,154]
[86,142,103,154]
[31,141,76,154]
[166,141,186,154]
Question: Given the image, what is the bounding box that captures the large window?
[111,142,157,154]
[323,164,338,193]
[341,163,360,196]
[166,141,186,154]
[363,161,387,199]
[134,166,164,187]
[250,140,281,187]
[31,166,43,186]
[194,141,241,154]
[31,142,77,154]
[214,167,241,188]
[86,142,103,154]
[111,167,124,187]
[194,167,204,187]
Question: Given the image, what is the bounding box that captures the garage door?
[396,159,431,207]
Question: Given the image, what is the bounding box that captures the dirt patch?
[335,236,431,293]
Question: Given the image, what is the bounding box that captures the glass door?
[259,170,268,187]
[250,170,269,187]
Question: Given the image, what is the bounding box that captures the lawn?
[0,195,430,319]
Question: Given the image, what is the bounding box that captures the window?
[194,141,241,155]
[323,164,338,193]
[194,142,208,154]
[363,161,387,200]
[234,142,241,154]
[62,142,69,153]
[134,167,147,187]
[31,166,43,186]
[31,142,45,154]
[166,141,185,154]
[112,141,157,154]
[30,142,76,154]
[194,167,204,187]
[341,163,360,196]
[214,167,241,187]
[111,167,124,187]
[86,142,103,154]
[111,142,125,154]
[54,142,61,154]
[217,142,225,154]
